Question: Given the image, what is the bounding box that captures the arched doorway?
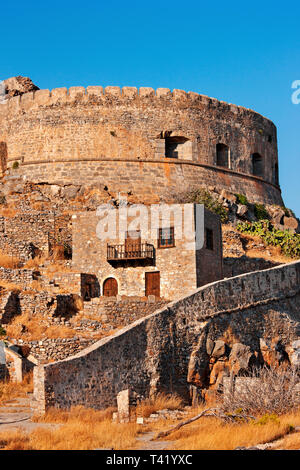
[103,277,118,297]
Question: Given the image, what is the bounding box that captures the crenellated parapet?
[0,85,275,125]
[0,84,282,206]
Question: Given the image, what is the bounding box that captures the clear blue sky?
[1,1,299,217]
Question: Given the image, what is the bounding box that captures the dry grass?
[0,280,20,292]
[0,406,139,450]
[0,372,33,406]
[273,431,300,450]
[135,393,183,418]
[160,407,300,450]
[0,251,21,269]
[22,256,45,270]
[5,312,79,341]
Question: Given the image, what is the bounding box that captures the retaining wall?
[33,260,300,413]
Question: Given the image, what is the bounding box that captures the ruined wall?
[0,212,71,261]
[33,260,300,414]
[0,86,282,206]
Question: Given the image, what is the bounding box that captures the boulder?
[206,338,215,355]
[237,204,248,217]
[283,216,299,232]
[219,190,237,204]
[229,343,254,374]
[211,340,226,359]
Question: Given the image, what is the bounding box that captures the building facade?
[72,204,223,300]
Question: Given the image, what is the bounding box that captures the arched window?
[103,277,118,297]
[216,143,229,168]
[252,153,264,177]
[165,136,190,159]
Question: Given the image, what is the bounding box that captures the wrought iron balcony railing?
[107,243,154,261]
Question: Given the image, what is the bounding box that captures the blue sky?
[1,1,299,217]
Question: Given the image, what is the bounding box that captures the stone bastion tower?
[0,81,283,206]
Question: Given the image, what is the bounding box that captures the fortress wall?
[14,158,282,205]
[0,86,280,205]
[33,261,300,413]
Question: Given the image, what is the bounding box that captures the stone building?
[72,203,223,300]
[0,82,282,206]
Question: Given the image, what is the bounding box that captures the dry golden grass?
[1,401,300,450]
[0,251,21,269]
[5,312,78,341]
[135,393,183,418]
[0,406,139,450]
[0,372,33,406]
[22,256,45,270]
[160,407,300,450]
[273,432,300,450]
[0,280,20,292]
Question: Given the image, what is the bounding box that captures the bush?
[12,161,19,169]
[0,326,6,337]
[235,193,249,206]
[222,366,300,415]
[183,188,229,223]
[254,203,269,220]
[237,220,300,258]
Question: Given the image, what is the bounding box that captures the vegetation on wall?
[254,203,269,220]
[183,188,229,223]
[237,220,300,258]
[235,193,249,206]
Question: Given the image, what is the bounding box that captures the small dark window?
[165,136,189,159]
[268,135,272,143]
[216,143,229,168]
[252,153,264,177]
[158,227,175,248]
[206,228,214,250]
[274,163,279,186]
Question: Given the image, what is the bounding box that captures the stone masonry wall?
[0,86,282,206]
[33,260,300,413]
[0,212,72,262]
[72,206,223,300]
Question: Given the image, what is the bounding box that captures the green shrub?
[185,188,229,223]
[237,220,300,258]
[0,326,6,337]
[12,161,19,169]
[254,203,269,220]
[255,413,280,426]
[235,193,249,206]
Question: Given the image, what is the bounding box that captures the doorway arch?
[103,277,118,297]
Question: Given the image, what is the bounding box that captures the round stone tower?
[0,84,283,205]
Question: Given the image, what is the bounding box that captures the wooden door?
[103,277,118,297]
[125,231,141,257]
[145,272,160,297]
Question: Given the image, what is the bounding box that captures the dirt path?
[136,431,175,450]
[0,394,58,433]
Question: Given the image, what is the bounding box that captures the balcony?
[107,242,154,263]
